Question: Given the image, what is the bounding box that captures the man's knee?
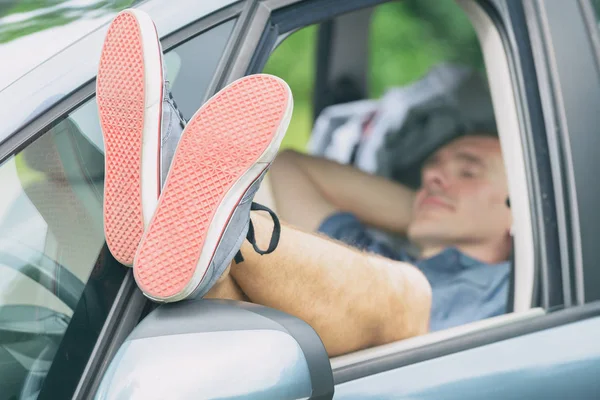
[356,254,432,343]
[385,259,432,339]
[272,149,303,171]
[271,149,298,180]
[270,149,314,194]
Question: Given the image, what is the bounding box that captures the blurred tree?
[369,0,483,97]
[264,26,317,151]
[264,0,482,151]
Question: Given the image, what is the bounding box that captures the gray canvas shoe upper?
[158,42,186,187]
[191,169,281,298]
[156,91,281,299]
[160,83,186,187]
[157,83,281,300]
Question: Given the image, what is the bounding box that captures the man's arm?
[269,150,416,234]
[222,212,432,357]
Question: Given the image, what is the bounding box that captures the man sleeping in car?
[205,68,512,357]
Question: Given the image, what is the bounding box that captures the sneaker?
[133,74,293,302]
[97,9,185,266]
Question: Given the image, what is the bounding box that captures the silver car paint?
[0,0,238,146]
[334,315,600,399]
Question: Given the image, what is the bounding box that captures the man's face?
[407,135,511,251]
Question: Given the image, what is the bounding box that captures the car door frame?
[239,0,563,311]
[65,0,599,395]
[522,0,600,306]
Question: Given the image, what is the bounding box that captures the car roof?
[0,0,144,92]
[0,0,237,147]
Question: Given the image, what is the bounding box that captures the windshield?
[0,0,137,90]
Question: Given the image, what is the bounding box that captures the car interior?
[0,0,542,396]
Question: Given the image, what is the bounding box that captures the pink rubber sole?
[133,75,290,300]
[97,11,154,266]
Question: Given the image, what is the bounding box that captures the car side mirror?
[95,299,334,400]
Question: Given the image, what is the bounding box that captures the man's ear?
[505,197,513,236]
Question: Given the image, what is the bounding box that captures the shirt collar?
[417,247,501,271]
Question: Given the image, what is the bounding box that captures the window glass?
[588,0,600,63]
[0,18,236,400]
[0,103,109,400]
[591,0,600,22]
[168,19,237,119]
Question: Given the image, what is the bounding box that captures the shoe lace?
[164,81,187,129]
[234,202,281,264]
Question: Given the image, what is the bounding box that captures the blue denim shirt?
[398,248,509,331]
[318,212,511,331]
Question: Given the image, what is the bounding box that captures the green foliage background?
[263,0,483,152]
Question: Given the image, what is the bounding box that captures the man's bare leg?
[252,171,278,214]
[205,211,432,357]
[204,150,428,356]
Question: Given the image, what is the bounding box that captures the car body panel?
[334,314,600,399]
[0,0,133,92]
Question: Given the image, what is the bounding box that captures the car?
[1,0,600,399]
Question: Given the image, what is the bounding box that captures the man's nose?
[421,166,448,190]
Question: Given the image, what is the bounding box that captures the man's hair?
[410,130,500,188]
[464,130,498,138]
[435,129,499,160]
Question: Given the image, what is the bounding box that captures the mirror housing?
[96,299,334,399]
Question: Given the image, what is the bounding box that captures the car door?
[0,1,255,398]
[234,0,600,398]
[330,0,600,397]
